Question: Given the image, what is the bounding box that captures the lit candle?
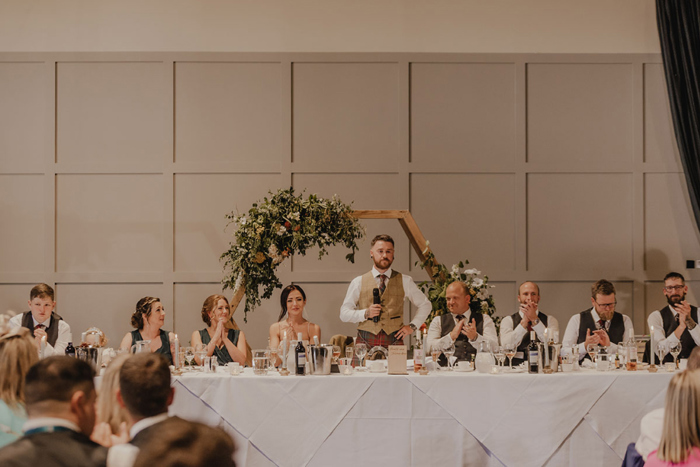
[544,328,549,367]
[422,328,428,367]
[282,330,288,368]
[650,325,654,365]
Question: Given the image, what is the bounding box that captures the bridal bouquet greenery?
[221,188,365,320]
[415,248,498,330]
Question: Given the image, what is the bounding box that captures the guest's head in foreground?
[118,353,173,425]
[191,295,248,366]
[0,328,38,409]
[95,353,130,435]
[653,370,700,465]
[119,297,174,365]
[24,356,97,435]
[132,417,236,467]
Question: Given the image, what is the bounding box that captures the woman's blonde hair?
[657,370,700,463]
[0,328,39,408]
[96,353,130,434]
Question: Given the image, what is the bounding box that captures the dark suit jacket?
[0,429,107,467]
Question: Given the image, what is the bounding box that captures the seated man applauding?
[0,356,106,467]
[9,284,72,357]
[499,281,559,365]
[562,279,634,361]
[427,281,498,365]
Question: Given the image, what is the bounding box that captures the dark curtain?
[656,1,700,233]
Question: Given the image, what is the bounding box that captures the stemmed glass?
[278,343,287,371]
[332,346,341,365]
[184,347,195,372]
[504,343,516,370]
[444,344,456,371]
[656,342,668,368]
[354,343,368,370]
[195,343,207,370]
[345,345,354,361]
[431,347,441,371]
[670,342,682,369]
[586,344,598,363]
[494,346,506,371]
[269,346,278,371]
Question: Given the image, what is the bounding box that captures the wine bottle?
[65,342,76,358]
[527,331,539,374]
[295,332,306,376]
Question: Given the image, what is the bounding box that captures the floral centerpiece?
[221,188,365,321]
[415,247,499,331]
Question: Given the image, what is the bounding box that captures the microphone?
[372,288,381,323]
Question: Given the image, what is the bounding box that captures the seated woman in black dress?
[119,296,174,365]
[190,295,247,366]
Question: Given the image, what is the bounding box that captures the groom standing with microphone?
[340,234,432,351]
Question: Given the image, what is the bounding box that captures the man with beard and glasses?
[340,234,432,351]
[647,272,700,362]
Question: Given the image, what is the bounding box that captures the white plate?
[454,367,474,373]
[369,368,386,373]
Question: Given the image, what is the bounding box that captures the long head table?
[168,367,673,467]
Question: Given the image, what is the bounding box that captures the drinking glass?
[656,342,668,367]
[269,347,278,370]
[431,348,441,371]
[277,343,287,371]
[504,343,516,370]
[332,345,341,365]
[354,343,368,370]
[345,345,354,361]
[253,349,269,375]
[444,344,456,371]
[586,343,598,363]
[194,344,207,370]
[670,342,681,369]
[494,346,506,371]
[184,347,195,371]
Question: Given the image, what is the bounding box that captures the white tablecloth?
[169,368,673,467]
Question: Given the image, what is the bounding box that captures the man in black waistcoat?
[426,281,498,367]
[8,283,72,357]
[647,272,700,363]
[107,353,177,466]
[499,281,560,365]
[0,356,106,467]
[562,279,634,362]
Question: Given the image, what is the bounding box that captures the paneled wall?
[1,52,697,350]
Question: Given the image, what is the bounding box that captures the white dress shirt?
[499,310,560,349]
[647,306,700,352]
[561,308,634,360]
[426,311,498,352]
[107,413,170,467]
[340,267,432,328]
[23,417,80,434]
[9,313,72,357]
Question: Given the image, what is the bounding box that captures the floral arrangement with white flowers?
[221,187,365,321]
[415,247,498,330]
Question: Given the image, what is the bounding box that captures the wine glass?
[656,342,668,368]
[345,345,354,361]
[431,347,441,371]
[444,343,456,371]
[269,346,278,370]
[504,343,516,370]
[670,342,681,369]
[494,346,506,371]
[354,343,368,370]
[332,345,341,365]
[586,343,598,363]
[184,347,195,371]
[195,343,207,369]
[277,342,287,370]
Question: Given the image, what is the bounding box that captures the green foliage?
[221,187,365,321]
[415,249,499,331]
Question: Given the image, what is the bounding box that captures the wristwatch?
[409,323,417,331]
[531,318,540,326]
[688,318,697,331]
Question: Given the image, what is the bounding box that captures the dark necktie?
[34,324,44,330]
[598,319,605,331]
[379,274,387,294]
[455,314,465,322]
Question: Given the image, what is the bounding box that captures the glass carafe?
[474,340,495,373]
